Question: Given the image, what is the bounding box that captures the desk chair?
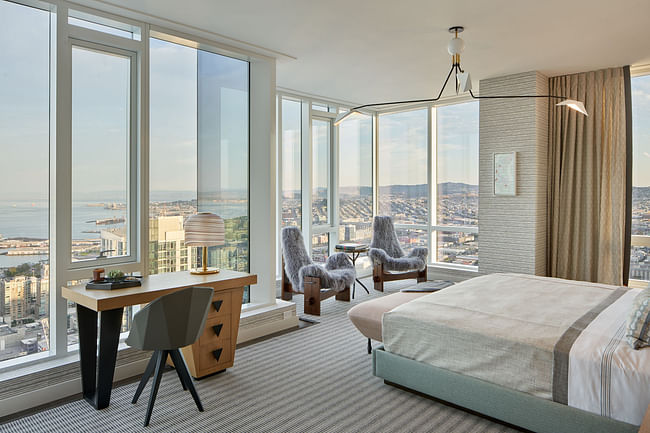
[126,286,214,427]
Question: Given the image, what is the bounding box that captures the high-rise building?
[149,216,194,274]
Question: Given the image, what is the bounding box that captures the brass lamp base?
[190,246,220,275]
[191,267,220,275]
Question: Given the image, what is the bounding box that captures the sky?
[0,1,249,204]
[633,75,650,187]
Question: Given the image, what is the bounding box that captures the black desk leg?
[77,304,124,410]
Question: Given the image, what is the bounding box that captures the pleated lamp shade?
[184,212,225,247]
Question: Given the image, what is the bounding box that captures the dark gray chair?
[369,216,428,291]
[281,227,355,315]
[126,286,214,427]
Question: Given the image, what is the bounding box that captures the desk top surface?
[62,270,257,311]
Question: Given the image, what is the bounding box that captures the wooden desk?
[62,270,256,410]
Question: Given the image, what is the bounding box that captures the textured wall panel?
[478,71,548,275]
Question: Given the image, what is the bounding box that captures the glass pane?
[0,1,51,362]
[68,17,140,41]
[339,113,373,245]
[281,99,302,228]
[149,37,250,302]
[71,46,131,262]
[312,233,329,263]
[312,119,330,226]
[631,74,650,280]
[312,103,328,112]
[395,228,428,255]
[436,102,479,226]
[197,48,249,274]
[65,278,134,348]
[149,38,197,275]
[378,109,428,225]
[630,246,650,281]
[436,231,478,266]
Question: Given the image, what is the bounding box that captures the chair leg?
[144,350,167,427]
[303,277,321,316]
[281,256,293,301]
[373,264,384,292]
[417,268,427,283]
[170,349,204,412]
[173,361,187,391]
[132,351,158,404]
[367,338,372,354]
[335,286,350,302]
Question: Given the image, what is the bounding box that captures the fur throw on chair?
[369,216,428,272]
[282,227,355,293]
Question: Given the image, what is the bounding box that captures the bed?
[374,273,649,433]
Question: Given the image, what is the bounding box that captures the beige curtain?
[547,67,631,286]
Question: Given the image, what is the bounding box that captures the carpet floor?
[1,278,521,433]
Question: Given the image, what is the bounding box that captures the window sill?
[429,262,479,273]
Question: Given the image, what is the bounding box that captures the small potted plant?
[106,270,125,283]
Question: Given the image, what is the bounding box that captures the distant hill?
[633,186,650,201]
[289,183,478,198]
[438,182,478,195]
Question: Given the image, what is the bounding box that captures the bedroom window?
[433,101,479,267]
[149,35,250,300]
[280,98,302,230]
[629,72,650,284]
[378,108,429,254]
[0,0,51,364]
[338,112,373,246]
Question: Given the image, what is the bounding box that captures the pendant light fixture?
[334,26,588,125]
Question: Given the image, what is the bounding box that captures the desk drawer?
[200,339,232,372]
[199,316,231,346]
[208,292,231,317]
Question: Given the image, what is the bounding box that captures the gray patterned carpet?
[1,278,520,433]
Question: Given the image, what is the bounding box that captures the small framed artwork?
[494,152,516,196]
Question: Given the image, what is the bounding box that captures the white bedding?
[569,288,650,425]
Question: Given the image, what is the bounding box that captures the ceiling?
[101,0,650,105]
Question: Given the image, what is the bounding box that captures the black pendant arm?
[469,90,565,100]
[349,64,456,111]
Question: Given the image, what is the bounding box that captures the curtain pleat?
[547,67,630,286]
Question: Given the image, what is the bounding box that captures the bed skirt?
[372,347,638,433]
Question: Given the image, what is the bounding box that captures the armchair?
[369,216,428,291]
[281,227,355,315]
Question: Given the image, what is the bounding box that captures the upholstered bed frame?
[372,347,638,433]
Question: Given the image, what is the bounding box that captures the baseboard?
[237,299,298,344]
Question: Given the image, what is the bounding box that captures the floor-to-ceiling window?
[149,35,250,299]
[433,101,479,267]
[378,109,429,254]
[338,112,373,246]
[280,99,302,229]
[0,0,51,363]
[630,72,650,283]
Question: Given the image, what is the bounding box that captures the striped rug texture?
[1,278,520,433]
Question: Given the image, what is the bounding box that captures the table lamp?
[184,212,225,274]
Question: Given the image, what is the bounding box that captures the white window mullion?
[329,118,339,255]
[301,100,312,251]
[53,2,72,359]
[428,105,436,264]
